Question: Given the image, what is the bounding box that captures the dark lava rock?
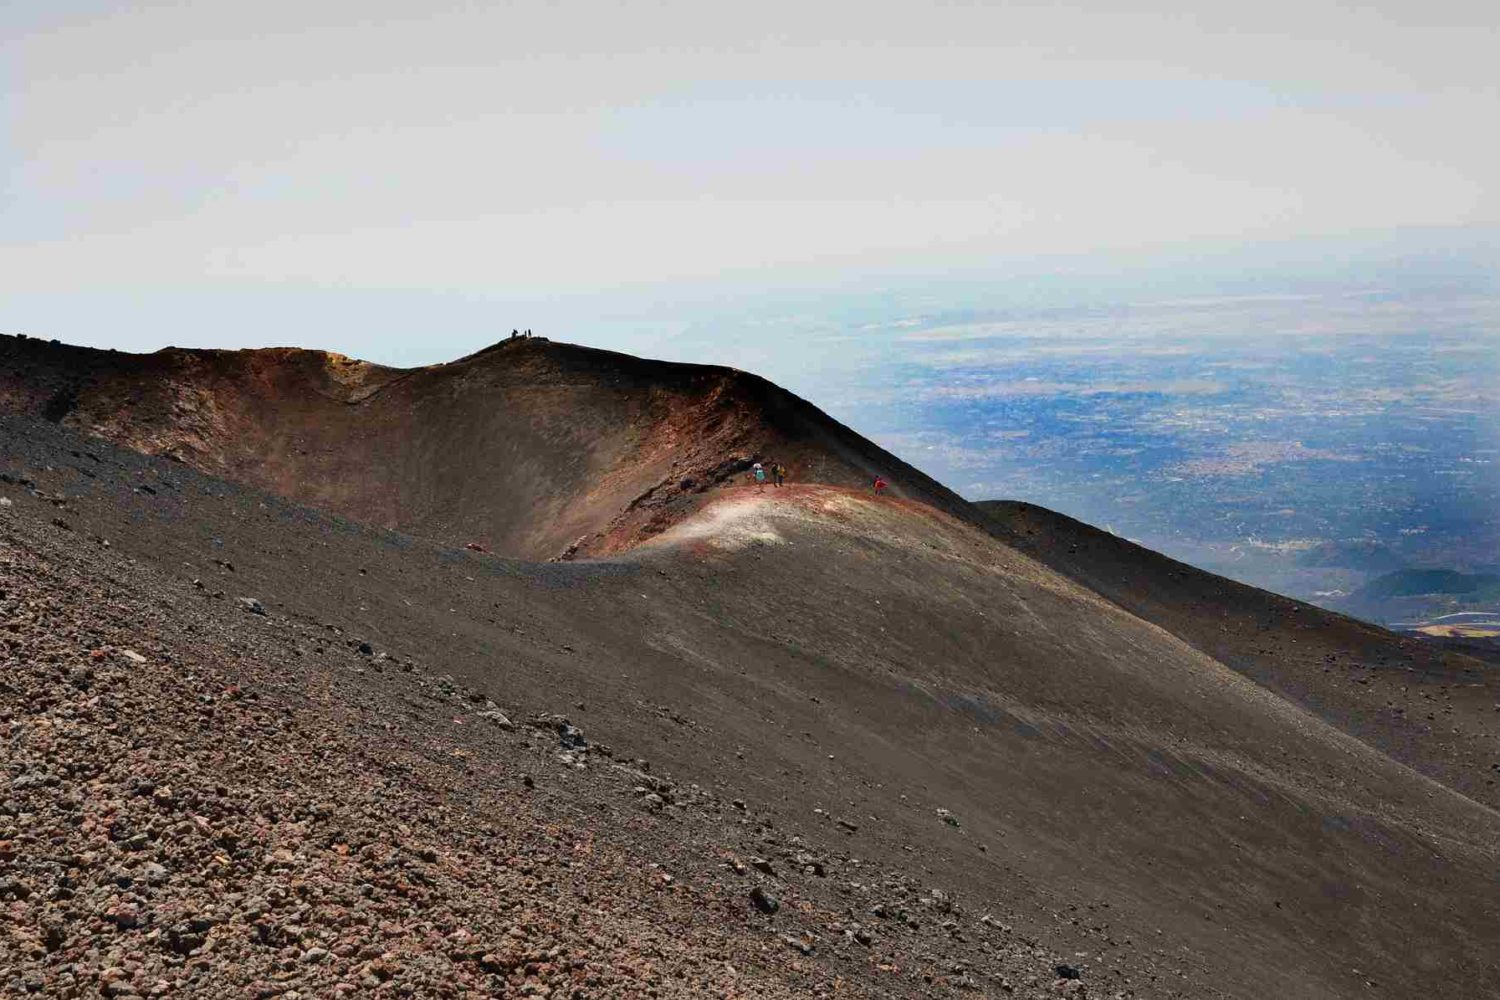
[750,886,780,914]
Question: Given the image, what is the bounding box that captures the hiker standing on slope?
[752,462,767,492]
[872,475,888,496]
[774,463,787,487]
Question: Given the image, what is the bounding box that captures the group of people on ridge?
[747,461,889,496]
[750,461,788,491]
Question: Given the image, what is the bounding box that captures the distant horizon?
[7,221,1498,369]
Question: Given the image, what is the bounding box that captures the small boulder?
[478,709,514,730]
[749,886,780,914]
[783,934,814,956]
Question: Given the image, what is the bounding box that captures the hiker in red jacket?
[872,476,888,495]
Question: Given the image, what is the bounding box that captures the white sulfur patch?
[645,496,787,552]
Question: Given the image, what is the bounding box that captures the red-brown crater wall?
[0,335,974,559]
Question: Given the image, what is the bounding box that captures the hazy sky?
[4,0,1498,361]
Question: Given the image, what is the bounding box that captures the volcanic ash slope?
[0,337,1498,998]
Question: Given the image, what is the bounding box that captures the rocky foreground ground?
[0,487,1116,997]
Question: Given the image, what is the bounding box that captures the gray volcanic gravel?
[11,406,1494,999]
[0,424,1112,998]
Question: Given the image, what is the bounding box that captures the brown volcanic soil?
[1,414,1498,999]
[0,335,974,561]
[980,501,1500,812]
